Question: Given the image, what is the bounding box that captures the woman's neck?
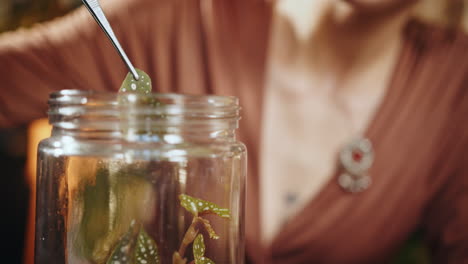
[275,0,414,90]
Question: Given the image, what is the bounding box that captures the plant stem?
[178,217,200,257]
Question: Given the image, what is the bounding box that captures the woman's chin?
[342,0,414,13]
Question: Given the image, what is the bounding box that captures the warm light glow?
[24,119,52,264]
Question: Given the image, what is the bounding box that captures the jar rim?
[49,89,240,117]
[47,90,240,137]
[49,89,239,107]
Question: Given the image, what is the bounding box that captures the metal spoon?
[82,0,139,80]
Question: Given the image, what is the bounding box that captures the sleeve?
[0,0,158,128]
[423,74,468,263]
[424,155,468,263]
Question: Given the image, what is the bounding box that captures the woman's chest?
[260,107,443,263]
[259,61,392,243]
[257,78,452,263]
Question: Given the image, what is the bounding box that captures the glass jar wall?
[35,90,246,264]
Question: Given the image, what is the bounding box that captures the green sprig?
[106,223,159,264]
[120,69,152,94]
[193,235,215,264]
[179,194,231,218]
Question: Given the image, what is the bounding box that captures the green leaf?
[134,228,160,264]
[390,230,431,264]
[120,69,152,94]
[106,222,138,264]
[78,167,114,263]
[195,257,215,264]
[193,234,205,260]
[106,223,160,264]
[179,194,231,218]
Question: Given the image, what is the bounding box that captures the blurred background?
[0,0,80,32]
[0,0,467,263]
[0,1,80,263]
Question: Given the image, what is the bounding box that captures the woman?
[0,0,467,263]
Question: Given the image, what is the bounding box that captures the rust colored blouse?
[1,0,467,263]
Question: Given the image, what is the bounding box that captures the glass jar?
[35,90,246,264]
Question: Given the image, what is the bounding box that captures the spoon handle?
[82,0,140,80]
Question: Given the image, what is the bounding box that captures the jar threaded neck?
[48,90,240,142]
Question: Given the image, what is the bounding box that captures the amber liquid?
[35,150,245,264]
